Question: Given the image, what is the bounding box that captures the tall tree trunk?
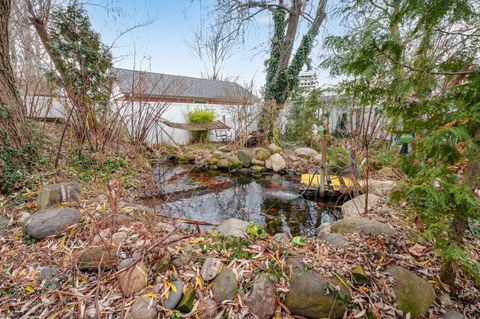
[0,0,28,149]
[274,0,301,84]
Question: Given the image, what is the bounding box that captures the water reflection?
[158,169,342,236]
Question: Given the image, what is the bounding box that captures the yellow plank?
[300,174,363,191]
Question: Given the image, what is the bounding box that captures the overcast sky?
[87,0,344,90]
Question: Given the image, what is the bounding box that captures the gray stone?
[284,270,350,319]
[23,208,81,239]
[368,179,396,197]
[112,232,128,247]
[127,296,158,319]
[444,309,465,319]
[254,148,271,161]
[92,228,112,246]
[246,274,276,319]
[78,247,117,270]
[386,266,436,319]
[38,267,65,289]
[37,182,81,210]
[331,217,393,236]
[319,233,347,247]
[0,215,10,230]
[341,194,381,218]
[164,279,184,309]
[201,257,223,281]
[268,143,282,154]
[211,268,238,304]
[286,257,309,279]
[268,153,286,172]
[265,158,272,169]
[273,232,290,247]
[294,147,319,158]
[172,254,191,267]
[237,150,253,167]
[19,212,31,223]
[200,297,217,318]
[217,218,249,238]
[119,258,135,270]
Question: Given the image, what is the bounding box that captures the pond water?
[154,166,343,236]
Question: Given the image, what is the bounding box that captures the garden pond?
[154,165,344,236]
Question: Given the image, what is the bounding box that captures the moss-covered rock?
[207,157,218,166]
[254,148,271,161]
[251,165,265,173]
[211,268,238,304]
[228,155,241,168]
[176,286,196,313]
[386,266,436,319]
[217,158,230,169]
[237,149,253,167]
[284,270,350,319]
[331,217,393,236]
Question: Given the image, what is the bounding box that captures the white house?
[111,68,259,145]
[25,68,260,145]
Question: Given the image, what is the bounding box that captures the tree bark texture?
[0,0,28,148]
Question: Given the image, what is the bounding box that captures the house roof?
[112,68,257,105]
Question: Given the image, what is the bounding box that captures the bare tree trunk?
[0,0,28,149]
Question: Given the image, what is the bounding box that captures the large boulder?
[331,217,393,236]
[217,218,249,238]
[284,270,350,319]
[127,296,158,319]
[211,268,238,304]
[254,148,271,161]
[237,150,253,167]
[246,274,276,319]
[23,208,81,239]
[368,179,396,197]
[37,182,81,210]
[78,247,117,270]
[267,154,286,172]
[341,194,380,218]
[386,266,436,319]
[294,147,319,158]
[118,261,148,297]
